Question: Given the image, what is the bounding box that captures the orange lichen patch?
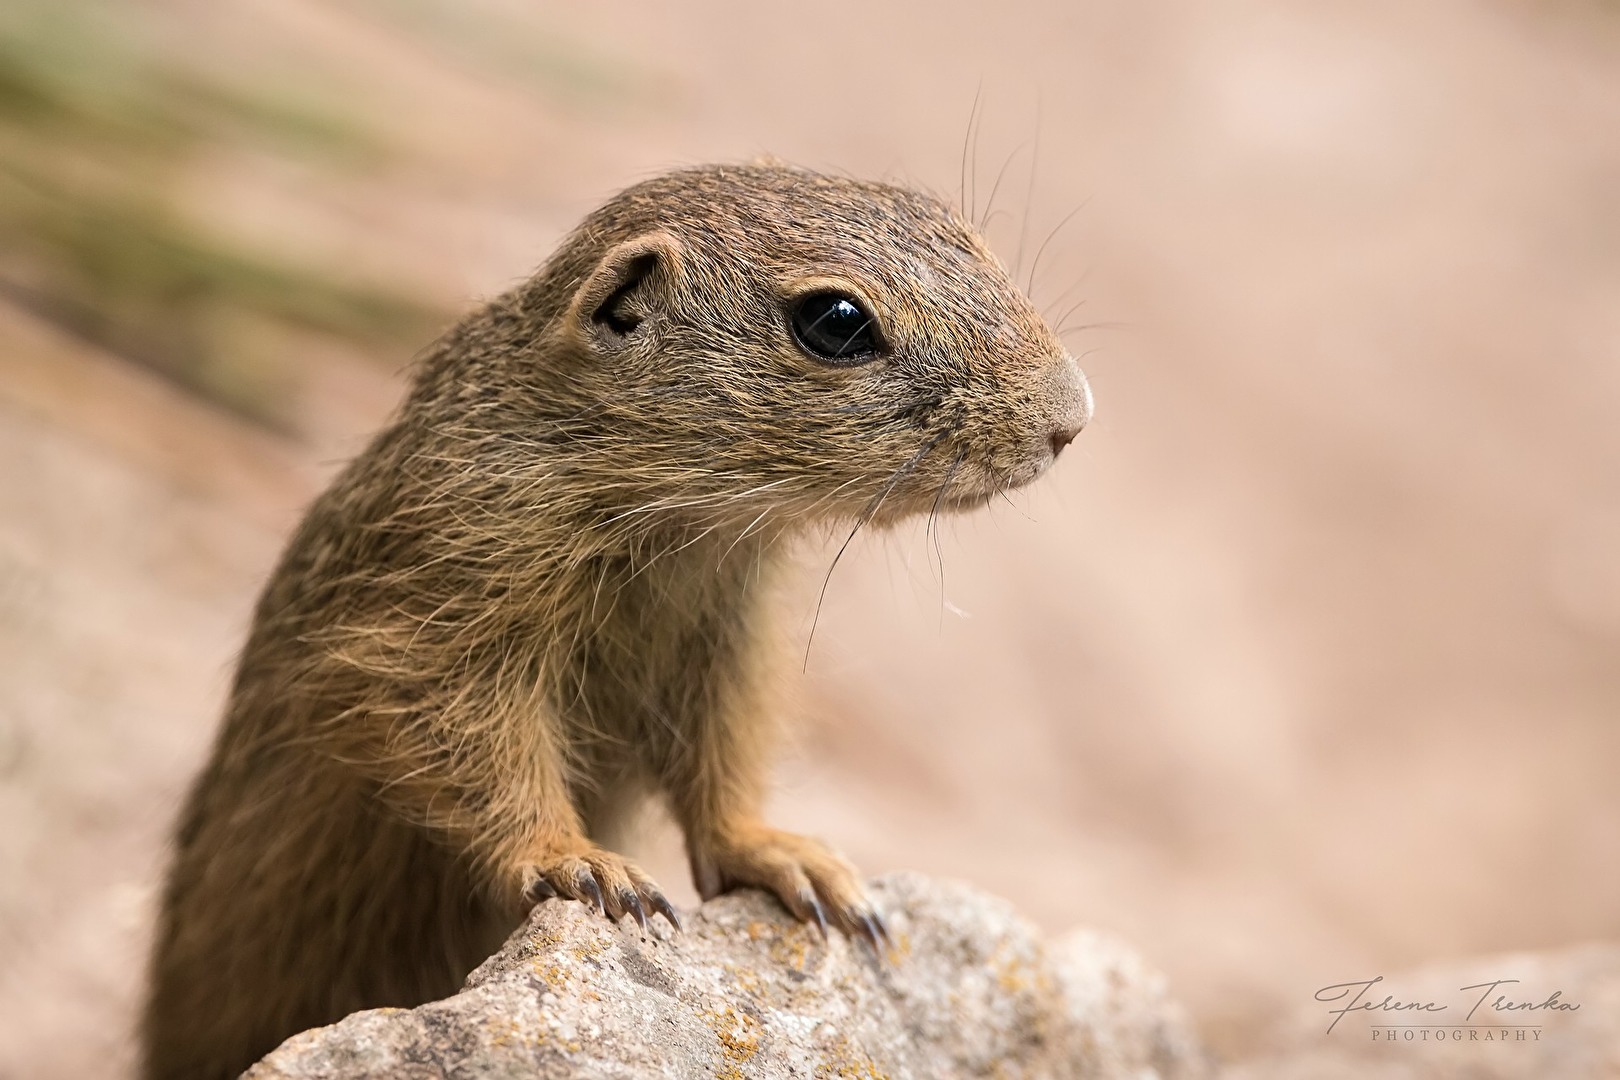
[995,959,1028,995]
[527,924,566,949]
[701,1005,762,1080]
[765,931,812,972]
[528,959,573,991]
[991,942,1051,999]
[527,927,615,991]
[482,1015,532,1050]
[723,963,764,997]
[570,932,613,962]
[814,1060,890,1080]
[811,1030,891,1080]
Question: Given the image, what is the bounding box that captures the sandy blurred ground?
[2,0,1618,1075]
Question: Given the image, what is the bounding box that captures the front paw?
[690,824,887,952]
[517,842,681,932]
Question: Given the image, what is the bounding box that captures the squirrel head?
[463,163,1091,531]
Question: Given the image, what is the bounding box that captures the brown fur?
[140,162,1091,1080]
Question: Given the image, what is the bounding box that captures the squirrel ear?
[571,230,684,346]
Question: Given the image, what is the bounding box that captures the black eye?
[789,291,883,365]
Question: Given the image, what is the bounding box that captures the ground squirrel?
[141,162,1092,1080]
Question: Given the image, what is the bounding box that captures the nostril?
[1049,427,1081,459]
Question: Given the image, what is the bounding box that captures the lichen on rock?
[246,872,1209,1079]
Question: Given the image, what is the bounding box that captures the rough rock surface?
[246,872,1207,1079]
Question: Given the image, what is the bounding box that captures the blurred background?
[1,0,1617,1075]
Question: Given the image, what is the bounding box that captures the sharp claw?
[858,913,883,953]
[648,891,683,932]
[578,873,605,917]
[524,878,557,905]
[870,910,892,949]
[624,891,648,934]
[805,892,828,940]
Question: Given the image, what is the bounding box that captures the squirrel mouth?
[932,454,1049,512]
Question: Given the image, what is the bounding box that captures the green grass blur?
[0,1,440,427]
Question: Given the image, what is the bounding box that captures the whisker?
[928,451,967,625]
[996,486,1036,522]
[979,208,1015,237]
[1057,316,1131,333]
[797,475,866,520]
[614,519,726,592]
[1027,197,1090,300]
[978,142,1029,234]
[804,430,951,668]
[961,82,984,218]
[720,506,773,566]
[596,477,796,527]
[834,316,875,359]
[968,83,985,221]
[1015,89,1043,284]
[799,300,845,341]
[1050,296,1090,337]
[1039,278,1090,332]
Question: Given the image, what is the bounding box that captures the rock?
[1226,943,1620,1080]
[245,872,1208,1079]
